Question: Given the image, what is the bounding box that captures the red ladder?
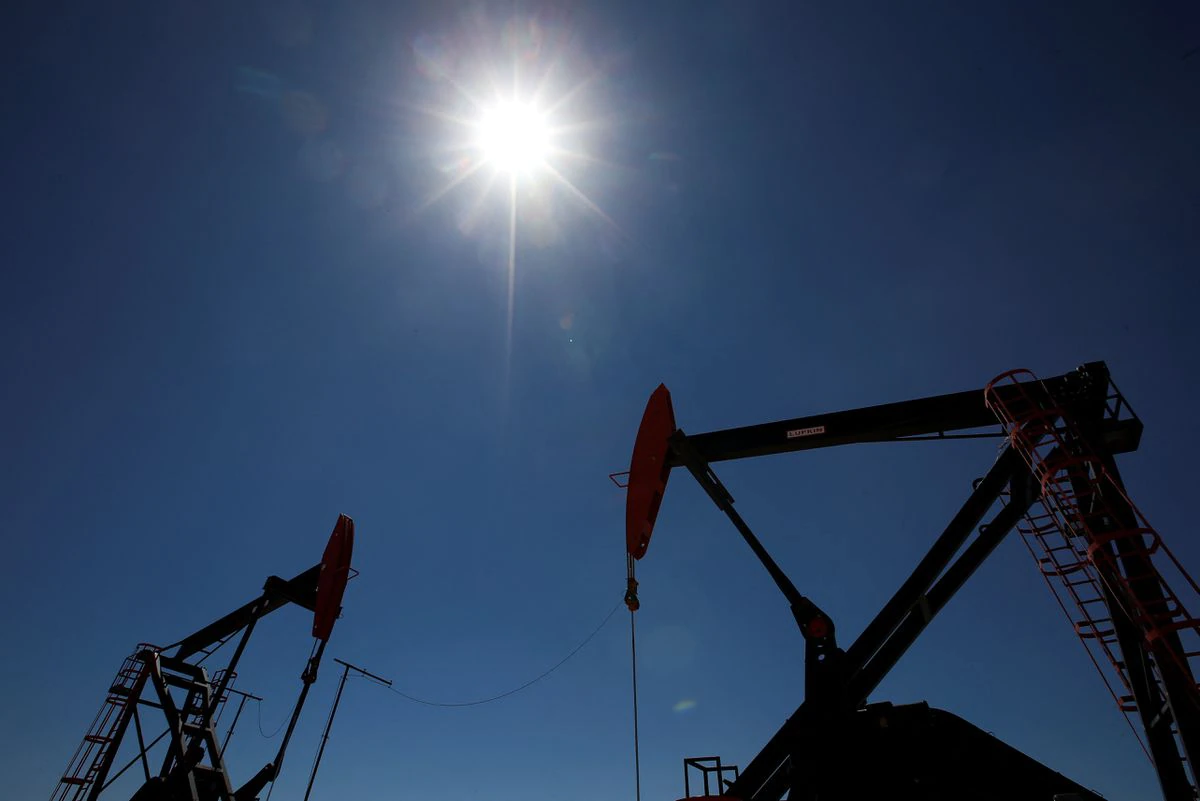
[51,645,158,801]
[986,369,1200,786]
[1012,505,1140,710]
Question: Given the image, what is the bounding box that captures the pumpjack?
[50,514,355,801]
[620,363,1200,801]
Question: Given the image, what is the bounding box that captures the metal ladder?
[986,369,1200,795]
[51,645,158,801]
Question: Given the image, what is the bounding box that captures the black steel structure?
[683,757,740,799]
[621,362,1200,801]
[51,515,355,801]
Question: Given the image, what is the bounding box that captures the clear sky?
[4,2,1199,800]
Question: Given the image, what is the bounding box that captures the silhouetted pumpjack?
[622,363,1200,801]
[51,514,355,801]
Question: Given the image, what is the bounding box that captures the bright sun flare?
[477,101,550,175]
[416,21,619,411]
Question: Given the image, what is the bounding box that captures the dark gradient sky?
[4,3,1199,800]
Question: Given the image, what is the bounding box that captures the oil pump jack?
[50,514,355,801]
[620,363,1200,801]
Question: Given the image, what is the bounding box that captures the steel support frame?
[95,680,261,799]
[685,447,1035,801]
[1091,461,1198,799]
[1057,377,1198,800]
[84,564,325,801]
[659,362,1151,801]
[86,654,155,801]
[150,653,236,801]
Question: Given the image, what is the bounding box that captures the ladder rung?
[1080,631,1117,641]
[59,778,89,786]
[1042,474,1078,486]
[1077,618,1113,628]
[1158,618,1200,634]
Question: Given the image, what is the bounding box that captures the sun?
[409,14,621,414]
[476,101,551,175]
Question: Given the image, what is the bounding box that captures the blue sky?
[4,2,1199,800]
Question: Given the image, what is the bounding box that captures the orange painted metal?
[626,384,676,559]
[313,514,354,641]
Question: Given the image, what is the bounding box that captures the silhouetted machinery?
[51,515,355,801]
[621,363,1200,801]
[51,362,1200,801]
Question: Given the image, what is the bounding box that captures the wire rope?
[355,599,623,708]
